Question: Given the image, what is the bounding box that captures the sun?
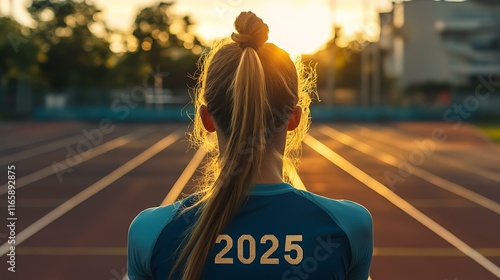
[184,1,334,56]
[255,2,333,55]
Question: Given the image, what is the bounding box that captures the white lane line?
[0,129,183,257]
[353,125,500,184]
[17,247,126,255]
[161,148,207,205]
[0,134,88,166]
[0,127,156,196]
[318,126,500,215]
[0,198,67,207]
[0,126,84,151]
[291,170,307,190]
[304,135,500,278]
[405,199,482,208]
[373,247,500,257]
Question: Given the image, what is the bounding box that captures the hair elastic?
[238,41,259,51]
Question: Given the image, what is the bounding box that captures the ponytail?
[171,11,315,280]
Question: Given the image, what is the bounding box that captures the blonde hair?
[172,11,317,280]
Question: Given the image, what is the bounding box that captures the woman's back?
[128,182,372,279]
[128,11,373,280]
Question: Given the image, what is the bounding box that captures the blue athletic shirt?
[128,182,373,280]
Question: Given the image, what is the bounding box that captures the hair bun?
[231,11,269,51]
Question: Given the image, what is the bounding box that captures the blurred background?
[0,0,499,132]
[1,1,500,280]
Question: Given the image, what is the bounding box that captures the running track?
[0,121,499,280]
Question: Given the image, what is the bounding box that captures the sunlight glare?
[260,2,332,55]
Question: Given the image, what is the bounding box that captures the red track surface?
[0,122,499,280]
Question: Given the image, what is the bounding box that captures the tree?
[128,2,203,90]
[0,17,41,117]
[0,17,40,84]
[27,0,114,90]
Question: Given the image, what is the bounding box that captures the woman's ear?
[287,106,302,131]
[200,105,216,133]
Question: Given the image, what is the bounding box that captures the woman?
[128,11,373,280]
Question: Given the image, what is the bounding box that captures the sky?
[2,0,395,55]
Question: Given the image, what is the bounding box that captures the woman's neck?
[250,152,284,185]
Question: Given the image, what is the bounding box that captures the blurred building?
[381,0,500,89]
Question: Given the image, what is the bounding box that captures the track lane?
[0,127,180,234]
[0,126,158,196]
[27,133,189,279]
[361,123,500,171]
[311,126,500,248]
[0,130,181,256]
[351,124,500,185]
[303,131,500,279]
[317,125,500,214]
[0,122,90,152]
[299,142,497,279]
[0,127,187,280]
[1,122,498,280]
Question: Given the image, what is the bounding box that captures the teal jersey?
[128,182,373,280]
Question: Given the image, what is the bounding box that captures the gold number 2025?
[215,234,303,265]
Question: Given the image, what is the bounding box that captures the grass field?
[476,123,500,143]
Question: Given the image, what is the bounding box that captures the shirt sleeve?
[127,209,155,280]
[299,192,374,280]
[344,204,373,280]
[127,200,187,280]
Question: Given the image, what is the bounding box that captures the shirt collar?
[250,182,296,195]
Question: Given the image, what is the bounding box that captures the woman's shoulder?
[128,204,177,245]
[127,197,197,279]
[128,197,193,243]
[131,204,177,228]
